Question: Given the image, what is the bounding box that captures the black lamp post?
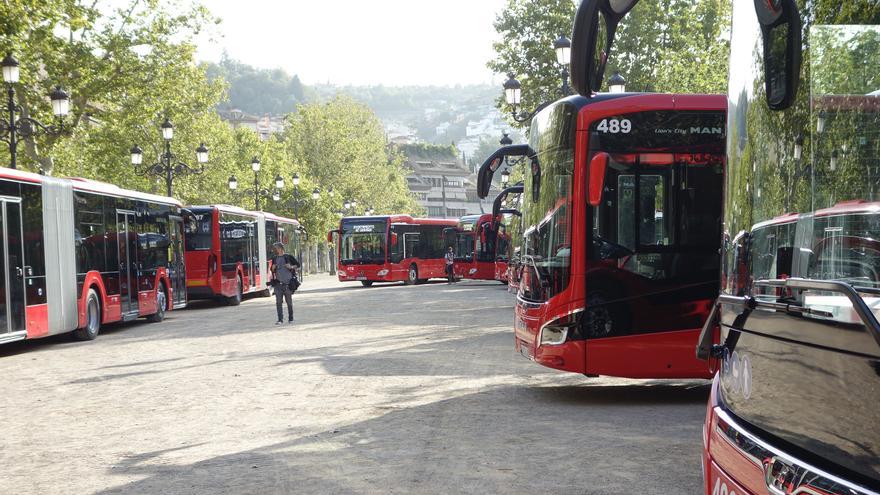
[227,156,283,211]
[608,72,627,93]
[553,34,573,96]
[1,54,70,170]
[131,117,208,197]
[500,132,513,146]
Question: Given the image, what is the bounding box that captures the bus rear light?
[208,253,218,276]
[377,269,389,276]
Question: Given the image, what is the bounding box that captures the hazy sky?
[196,0,509,86]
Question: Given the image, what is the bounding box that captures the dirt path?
[0,276,709,494]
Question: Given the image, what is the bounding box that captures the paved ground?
[0,275,710,494]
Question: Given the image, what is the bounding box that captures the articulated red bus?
[332,215,457,286]
[185,206,300,305]
[0,169,186,344]
[478,92,726,378]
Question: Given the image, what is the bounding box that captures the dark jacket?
[271,254,301,286]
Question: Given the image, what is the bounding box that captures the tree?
[205,54,307,115]
[487,0,577,127]
[280,96,422,240]
[487,0,731,125]
[0,0,221,175]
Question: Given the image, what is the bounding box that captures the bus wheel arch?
[583,289,630,339]
[73,288,102,341]
[227,274,243,306]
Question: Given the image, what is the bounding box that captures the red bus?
[478,93,726,378]
[445,214,497,281]
[492,184,523,285]
[696,3,880,493]
[0,169,186,344]
[184,206,299,305]
[331,215,457,287]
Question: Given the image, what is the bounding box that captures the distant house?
[219,109,287,138]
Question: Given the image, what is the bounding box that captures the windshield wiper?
[755,278,880,345]
[522,254,549,289]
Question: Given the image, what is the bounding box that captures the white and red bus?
[478,92,726,378]
[331,215,457,286]
[184,206,300,305]
[0,169,186,344]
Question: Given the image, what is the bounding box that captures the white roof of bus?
[188,204,263,217]
[263,212,300,226]
[68,177,182,206]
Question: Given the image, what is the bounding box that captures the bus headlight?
[468,268,477,275]
[539,310,583,346]
[337,270,346,277]
[540,326,568,346]
[377,269,389,276]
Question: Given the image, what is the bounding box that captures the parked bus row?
[0,167,301,345]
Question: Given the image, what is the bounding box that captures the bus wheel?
[405,265,418,285]
[227,277,243,306]
[361,281,374,287]
[73,289,101,341]
[147,285,167,323]
[584,292,621,338]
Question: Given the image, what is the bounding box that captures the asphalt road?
[0,275,710,494]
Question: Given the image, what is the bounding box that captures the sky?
[195,0,509,87]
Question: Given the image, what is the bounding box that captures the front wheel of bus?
[584,292,628,338]
[361,281,374,287]
[74,289,101,341]
[147,285,167,323]
[406,265,418,285]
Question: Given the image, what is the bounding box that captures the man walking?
[445,246,455,284]
[271,242,300,325]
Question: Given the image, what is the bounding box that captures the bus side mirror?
[588,152,609,206]
[754,0,801,110]
[391,232,398,246]
[571,0,639,96]
[327,229,339,243]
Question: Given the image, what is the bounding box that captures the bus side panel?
[415,259,446,279]
[25,304,49,338]
[77,271,118,326]
[42,178,79,335]
[584,329,712,379]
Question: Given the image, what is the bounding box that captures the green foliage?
[396,143,459,161]
[487,0,577,127]
[205,54,307,115]
[280,96,423,239]
[488,0,731,126]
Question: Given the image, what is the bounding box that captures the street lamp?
[312,188,320,200]
[227,156,282,210]
[500,132,513,146]
[553,34,573,96]
[817,110,827,134]
[344,200,351,209]
[1,54,70,169]
[830,150,838,171]
[501,169,511,186]
[794,133,804,161]
[608,72,627,93]
[131,117,207,197]
[228,175,238,191]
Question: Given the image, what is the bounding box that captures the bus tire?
[361,281,374,287]
[227,276,243,306]
[584,291,629,338]
[147,284,167,323]
[405,264,418,285]
[73,289,101,341]
[257,289,271,297]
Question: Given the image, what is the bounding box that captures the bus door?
[168,215,187,308]
[0,198,26,341]
[116,211,138,316]
[246,221,257,290]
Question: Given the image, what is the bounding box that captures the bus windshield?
[340,220,387,265]
[185,211,213,251]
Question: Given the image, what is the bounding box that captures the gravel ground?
[0,275,709,494]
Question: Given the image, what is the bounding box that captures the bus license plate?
[356,276,367,281]
[519,343,532,360]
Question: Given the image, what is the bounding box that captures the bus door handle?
[15,266,23,279]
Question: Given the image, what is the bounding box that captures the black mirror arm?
[477,145,538,199]
[492,184,525,221]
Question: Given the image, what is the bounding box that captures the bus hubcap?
[88,299,99,332]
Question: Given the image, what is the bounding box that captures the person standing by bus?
[445,246,455,284]
[271,242,300,325]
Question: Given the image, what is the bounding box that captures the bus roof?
[263,211,300,226]
[188,204,263,218]
[565,92,726,128]
[342,215,456,226]
[67,177,182,206]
